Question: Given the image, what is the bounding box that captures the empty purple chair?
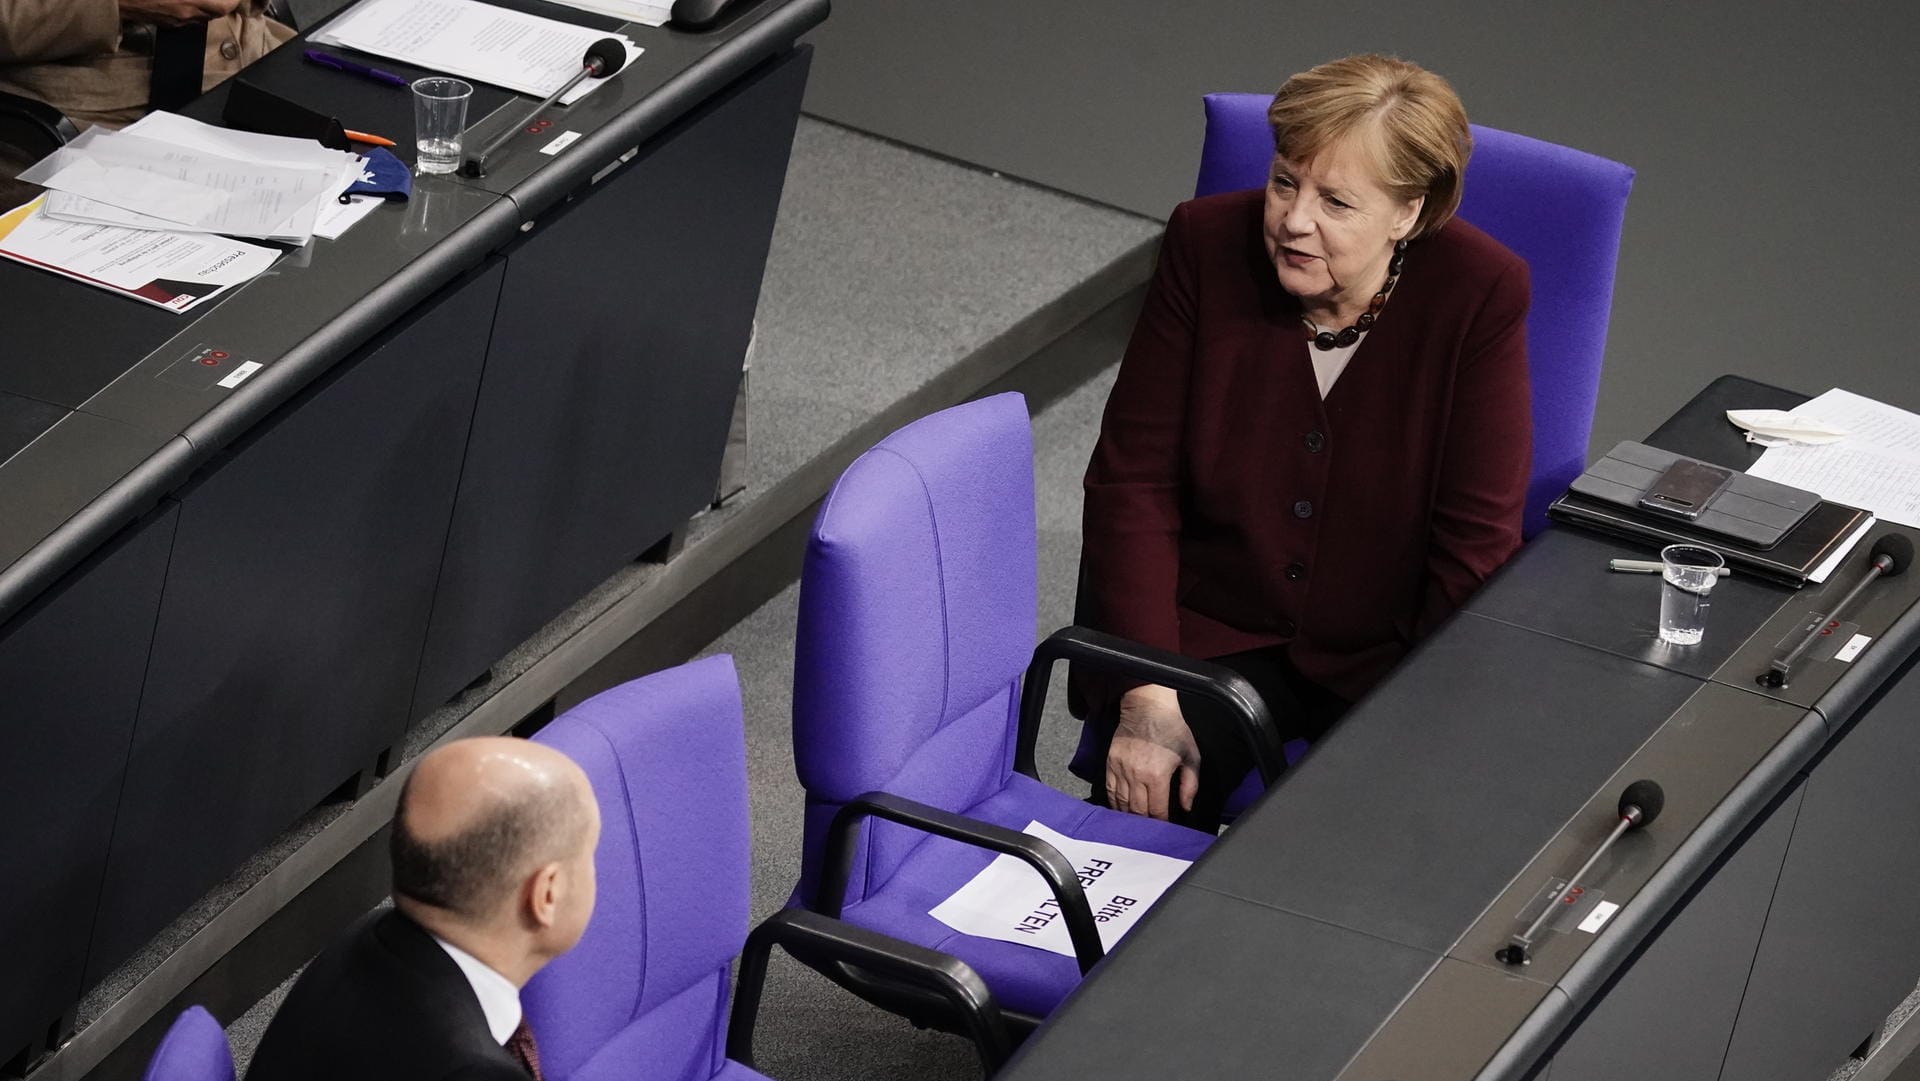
[791,393,1279,1029]
[525,655,1011,1079]
[1197,92,1635,539]
[140,1007,233,1081]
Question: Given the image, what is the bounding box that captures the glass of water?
[1659,544,1724,645]
[412,77,472,175]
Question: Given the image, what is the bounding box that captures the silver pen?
[1608,558,1731,576]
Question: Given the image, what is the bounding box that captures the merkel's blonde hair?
[1267,54,1471,240]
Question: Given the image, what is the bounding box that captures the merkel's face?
[1261,136,1422,321]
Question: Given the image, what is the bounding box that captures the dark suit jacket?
[246,909,529,1081]
[1082,188,1531,703]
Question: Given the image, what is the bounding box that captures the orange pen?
[344,130,397,148]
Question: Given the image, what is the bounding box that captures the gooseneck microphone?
[462,38,628,177]
[1764,533,1911,689]
[1497,780,1664,966]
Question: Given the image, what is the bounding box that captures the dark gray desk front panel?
[84,258,501,983]
[1546,781,1802,1081]
[1721,652,1920,1081]
[1184,613,1697,954]
[0,507,176,1061]
[72,184,510,452]
[0,412,190,611]
[998,886,1440,1081]
[412,46,809,715]
[1333,958,1559,1081]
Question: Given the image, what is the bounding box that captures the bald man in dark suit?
[248,738,600,1081]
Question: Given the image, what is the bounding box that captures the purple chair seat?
[836,773,1210,1017]
[140,1006,234,1081]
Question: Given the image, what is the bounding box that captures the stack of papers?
[541,0,672,27]
[17,112,362,245]
[1747,389,1920,529]
[312,0,643,103]
[0,196,279,314]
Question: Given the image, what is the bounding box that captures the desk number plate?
[158,344,262,392]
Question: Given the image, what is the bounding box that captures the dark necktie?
[506,1018,545,1081]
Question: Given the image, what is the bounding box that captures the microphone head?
[584,38,627,77]
[1870,533,1913,577]
[1619,779,1664,829]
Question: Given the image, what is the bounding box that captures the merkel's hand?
[1104,684,1200,821]
[118,0,246,27]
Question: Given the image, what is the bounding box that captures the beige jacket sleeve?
[0,0,121,64]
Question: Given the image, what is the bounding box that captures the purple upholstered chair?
[525,655,1012,1079]
[790,393,1279,1030]
[1196,92,1635,539]
[139,1007,233,1081]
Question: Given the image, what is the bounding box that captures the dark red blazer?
[1081,188,1532,703]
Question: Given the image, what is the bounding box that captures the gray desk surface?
[0,0,828,624]
[997,376,1920,1081]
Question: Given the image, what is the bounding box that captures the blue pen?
[303,49,411,89]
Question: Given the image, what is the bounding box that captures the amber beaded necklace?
[1303,239,1407,350]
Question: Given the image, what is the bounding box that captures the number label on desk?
[157,344,264,392]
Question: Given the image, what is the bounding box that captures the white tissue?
[1725,409,1850,447]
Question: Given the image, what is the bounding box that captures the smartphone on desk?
[1638,459,1733,520]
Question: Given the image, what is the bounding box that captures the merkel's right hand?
[118,0,246,27]
[1104,684,1200,821]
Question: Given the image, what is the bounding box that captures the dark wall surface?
[799,0,1919,460]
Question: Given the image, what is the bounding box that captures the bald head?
[390,737,596,923]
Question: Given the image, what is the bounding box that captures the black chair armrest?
[727,908,1014,1075]
[1015,624,1284,785]
[817,791,1104,974]
[0,90,78,163]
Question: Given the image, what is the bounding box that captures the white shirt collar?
[431,934,523,1045]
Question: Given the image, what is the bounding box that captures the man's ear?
[526,862,564,930]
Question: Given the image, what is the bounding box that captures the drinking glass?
[412,77,472,175]
[1658,544,1724,645]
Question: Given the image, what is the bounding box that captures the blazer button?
[1284,562,1306,580]
[220,39,241,60]
[1277,618,1298,636]
[1304,431,1326,452]
[1292,499,1313,519]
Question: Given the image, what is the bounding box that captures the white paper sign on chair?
[928,822,1193,958]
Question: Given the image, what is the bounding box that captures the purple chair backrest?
[523,655,751,1081]
[1196,93,1635,537]
[140,1007,233,1081]
[793,393,1038,900]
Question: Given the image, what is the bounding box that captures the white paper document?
[538,0,671,27]
[0,197,278,313]
[1746,389,1920,530]
[314,194,386,240]
[928,822,1191,958]
[21,116,361,243]
[313,0,642,103]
